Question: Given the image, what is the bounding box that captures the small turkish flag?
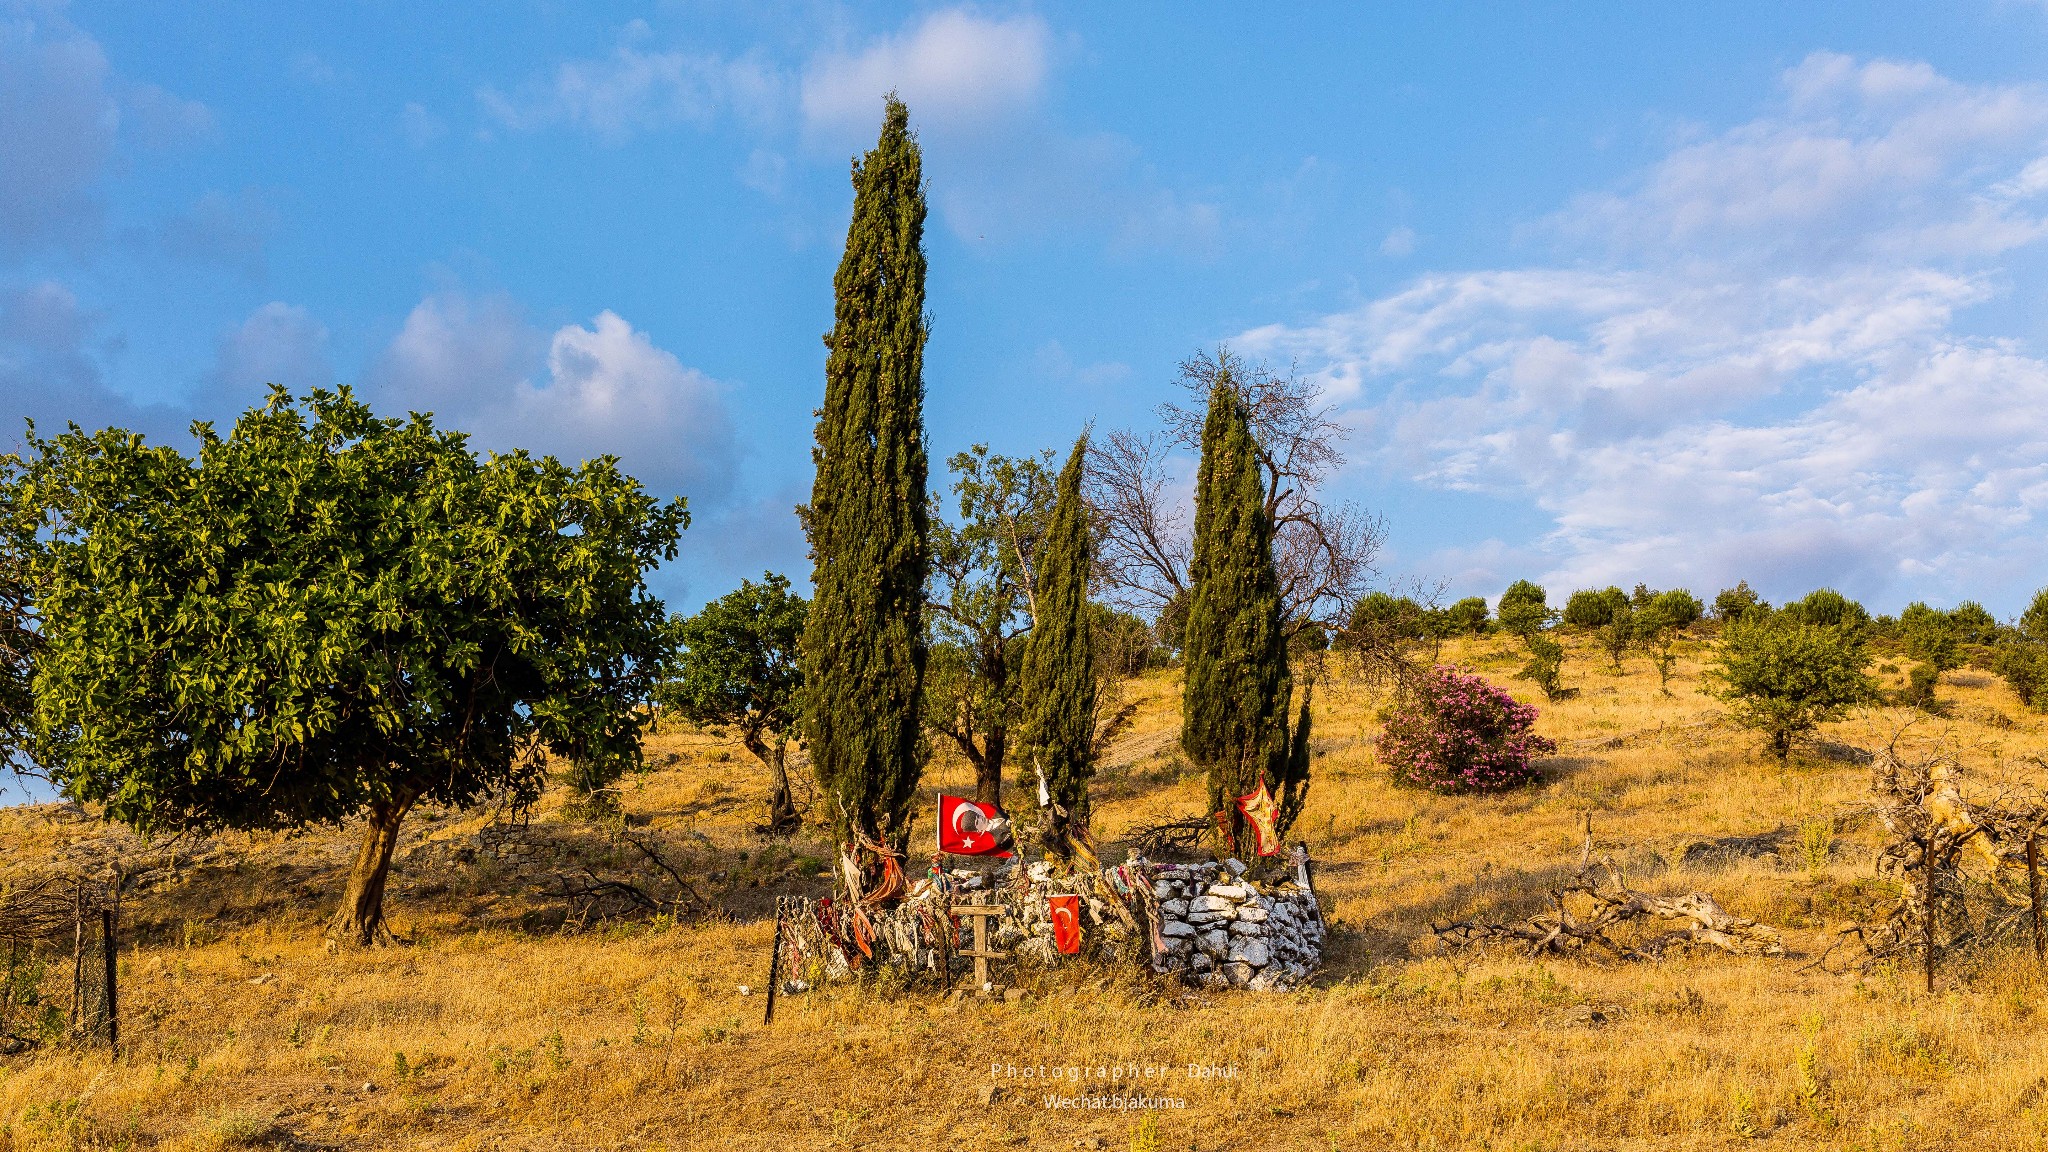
[936,794,1013,857]
[1236,778,1282,857]
[1048,894,1082,954]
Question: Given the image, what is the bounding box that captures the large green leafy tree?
[802,97,930,869]
[1016,436,1095,858]
[1705,613,1877,761]
[927,446,1054,807]
[0,462,37,785]
[1182,377,1304,856]
[18,388,685,945]
[661,573,808,834]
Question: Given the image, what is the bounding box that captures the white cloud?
[1243,53,2048,608]
[369,292,736,503]
[1380,226,1417,258]
[0,281,184,440]
[1551,51,2048,264]
[478,20,779,145]
[0,8,116,253]
[123,81,214,147]
[0,5,213,255]
[799,9,1048,140]
[210,302,330,396]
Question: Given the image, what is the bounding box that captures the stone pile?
[1148,861,1323,991]
[894,857,1324,991]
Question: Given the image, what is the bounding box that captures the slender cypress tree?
[1016,435,1095,859]
[803,97,930,870]
[1181,375,1291,856]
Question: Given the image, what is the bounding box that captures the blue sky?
[6,1,2048,616]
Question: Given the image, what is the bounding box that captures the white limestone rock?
[1227,938,1271,967]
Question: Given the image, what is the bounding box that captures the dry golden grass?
[5,634,2048,1150]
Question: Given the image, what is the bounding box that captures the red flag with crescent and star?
[936,794,1014,857]
[1236,778,1282,857]
[1048,894,1082,954]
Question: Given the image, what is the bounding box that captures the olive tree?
[660,573,807,833]
[1705,614,1877,761]
[19,388,685,945]
[0,463,37,788]
[926,446,1054,807]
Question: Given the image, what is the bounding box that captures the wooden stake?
[2029,834,2044,966]
[100,907,117,1054]
[1923,835,1937,995]
[763,903,784,1026]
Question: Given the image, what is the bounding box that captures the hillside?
[2,633,2046,1151]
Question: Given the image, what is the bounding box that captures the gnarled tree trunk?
[328,786,420,947]
[975,726,1005,808]
[744,730,802,834]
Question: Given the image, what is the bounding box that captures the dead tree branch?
[1435,825,1784,961]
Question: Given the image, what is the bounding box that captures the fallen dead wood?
[1811,736,2048,979]
[1118,815,1213,859]
[542,833,711,932]
[1434,822,1784,961]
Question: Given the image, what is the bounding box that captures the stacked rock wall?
[819,857,1324,992]
[1149,862,1323,991]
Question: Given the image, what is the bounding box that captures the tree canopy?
[661,573,808,833]
[16,387,685,943]
[926,445,1054,806]
[1705,613,1877,760]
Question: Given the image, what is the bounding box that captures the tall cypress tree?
[1181,375,1291,856]
[803,97,930,869]
[1017,435,1095,860]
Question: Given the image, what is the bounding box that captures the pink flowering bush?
[1380,665,1556,793]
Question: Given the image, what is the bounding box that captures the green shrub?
[1563,586,1629,628]
[1436,596,1492,636]
[1350,592,1430,640]
[1898,602,1962,672]
[1644,588,1703,628]
[1634,590,1700,694]
[1713,580,1768,622]
[1948,600,1996,645]
[1782,588,1871,632]
[2023,588,2048,643]
[1515,632,1576,701]
[1991,641,2048,711]
[1901,663,1940,711]
[1598,602,1634,670]
[1496,580,1552,637]
[1705,614,1878,760]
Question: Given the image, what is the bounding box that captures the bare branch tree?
[1086,348,1383,638]
[1083,428,1190,617]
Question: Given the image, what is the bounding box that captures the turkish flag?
[1236,778,1282,857]
[936,794,1013,857]
[1048,894,1082,954]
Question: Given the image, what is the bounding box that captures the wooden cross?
[951,903,1006,993]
